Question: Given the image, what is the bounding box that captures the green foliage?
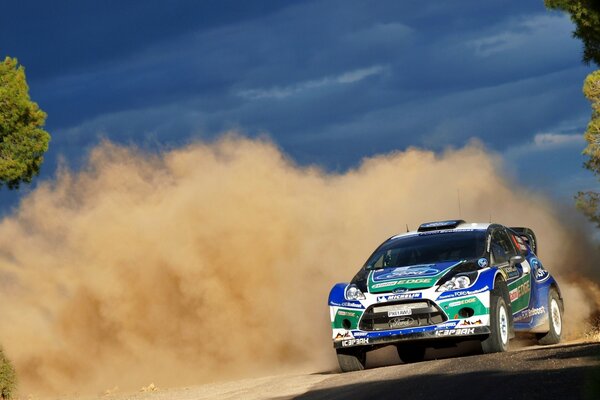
[579,71,600,227]
[545,2,600,226]
[545,0,600,66]
[0,56,50,189]
[583,71,600,174]
[0,348,15,399]
[576,191,600,227]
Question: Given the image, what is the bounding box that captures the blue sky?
[1,0,597,210]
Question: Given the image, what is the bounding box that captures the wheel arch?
[549,279,562,301]
[329,283,349,306]
[491,270,514,336]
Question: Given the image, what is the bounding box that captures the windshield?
[365,230,487,269]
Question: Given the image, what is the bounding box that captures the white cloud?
[238,65,388,100]
[533,133,585,147]
[503,132,586,163]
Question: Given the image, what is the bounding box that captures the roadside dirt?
[49,341,600,400]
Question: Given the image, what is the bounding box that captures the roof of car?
[390,221,492,240]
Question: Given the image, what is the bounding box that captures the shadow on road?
[292,343,600,400]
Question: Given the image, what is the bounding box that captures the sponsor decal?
[436,321,459,329]
[352,331,368,337]
[341,302,364,308]
[393,287,408,293]
[334,332,353,340]
[337,310,358,317]
[400,278,432,284]
[389,317,414,329]
[448,297,477,308]
[459,319,483,326]
[478,258,488,268]
[530,258,549,282]
[374,266,439,280]
[435,328,476,336]
[371,278,433,289]
[341,338,369,347]
[377,293,423,302]
[503,265,519,279]
[509,280,531,302]
[437,285,490,300]
[371,281,398,289]
[514,306,546,322]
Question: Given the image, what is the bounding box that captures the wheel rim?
[499,303,509,345]
[551,298,562,336]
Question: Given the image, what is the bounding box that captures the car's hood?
[367,261,461,293]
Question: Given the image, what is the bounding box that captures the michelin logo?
[377,293,423,302]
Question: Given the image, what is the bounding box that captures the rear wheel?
[396,344,426,363]
[537,289,563,345]
[336,348,366,372]
[481,288,510,353]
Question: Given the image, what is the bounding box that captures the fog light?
[458,307,474,318]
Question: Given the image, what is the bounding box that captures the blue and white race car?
[328,220,563,371]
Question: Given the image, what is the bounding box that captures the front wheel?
[536,288,563,345]
[481,290,510,353]
[336,348,366,372]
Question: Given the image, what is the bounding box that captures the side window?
[491,229,517,265]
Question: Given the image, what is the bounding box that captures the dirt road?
[73,342,600,400]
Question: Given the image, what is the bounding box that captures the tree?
[0,347,15,399]
[545,0,600,66]
[0,56,50,189]
[574,70,600,227]
[545,1,600,227]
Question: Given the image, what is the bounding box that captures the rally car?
[328,220,563,372]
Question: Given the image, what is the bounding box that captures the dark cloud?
[0,0,298,82]
[0,0,595,211]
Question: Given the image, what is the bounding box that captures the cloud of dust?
[0,135,598,395]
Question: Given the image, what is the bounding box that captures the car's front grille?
[359,299,446,331]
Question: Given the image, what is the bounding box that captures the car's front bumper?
[330,285,492,349]
[333,324,491,349]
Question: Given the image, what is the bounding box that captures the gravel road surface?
[63,342,600,400]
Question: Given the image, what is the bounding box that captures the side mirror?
[509,255,524,266]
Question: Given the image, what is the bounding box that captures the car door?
[490,227,532,316]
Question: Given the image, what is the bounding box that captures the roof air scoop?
[417,219,466,232]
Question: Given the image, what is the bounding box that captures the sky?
[0,0,597,212]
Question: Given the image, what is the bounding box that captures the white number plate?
[388,308,412,317]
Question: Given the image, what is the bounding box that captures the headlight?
[345,284,366,300]
[437,275,472,292]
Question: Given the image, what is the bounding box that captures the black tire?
[336,348,366,372]
[396,344,426,363]
[481,286,510,354]
[536,288,563,345]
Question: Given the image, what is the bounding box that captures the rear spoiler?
[509,227,538,255]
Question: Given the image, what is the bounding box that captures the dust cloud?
[0,135,598,395]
